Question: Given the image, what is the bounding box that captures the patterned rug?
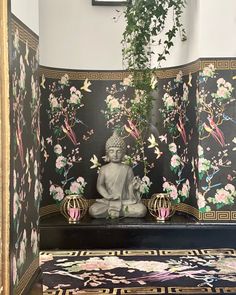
[40,249,236,295]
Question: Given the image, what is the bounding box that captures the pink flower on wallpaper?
[170,186,178,200]
[56,156,67,169]
[217,86,228,98]
[215,188,230,204]
[181,180,190,197]
[69,181,81,194]
[196,191,206,209]
[170,155,181,168]
[163,182,178,200]
[49,185,64,201]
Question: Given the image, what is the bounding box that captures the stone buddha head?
[105,131,126,163]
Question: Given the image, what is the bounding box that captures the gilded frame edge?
[92,0,127,6]
[0,0,10,293]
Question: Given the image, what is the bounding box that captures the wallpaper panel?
[196,63,236,215]
[40,66,198,214]
[40,60,236,222]
[10,15,41,292]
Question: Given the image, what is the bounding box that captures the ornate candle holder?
[148,193,175,221]
[60,195,88,223]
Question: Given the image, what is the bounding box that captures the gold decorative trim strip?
[175,203,200,220]
[40,58,236,80]
[39,68,128,81]
[42,248,236,257]
[43,286,236,294]
[40,202,236,221]
[0,0,10,293]
[157,60,201,79]
[199,210,236,221]
[11,17,39,51]
[40,202,200,220]
[14,258,39,295]
[40,204,60,217]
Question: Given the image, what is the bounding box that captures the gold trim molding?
[11,17,39,51]
[14,258,39,295]
[0,0,10,293]
[40,58,236,80]
[40,202,236,221]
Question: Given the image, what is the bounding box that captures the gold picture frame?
[0,0,10,293]
[92,0,127,6]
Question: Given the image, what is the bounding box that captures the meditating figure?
[89,131,147,219]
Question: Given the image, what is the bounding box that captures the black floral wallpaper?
[10,15,41,290]
[40,68,197,213]
[196,63,236,214]
[40,61,236,222]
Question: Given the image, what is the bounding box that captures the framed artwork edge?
[92,0,127,6]
[0,0,10,293]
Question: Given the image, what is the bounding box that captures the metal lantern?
[60,195,88,223]
[148,193,175,221]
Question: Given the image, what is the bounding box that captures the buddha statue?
[89,131,147,219]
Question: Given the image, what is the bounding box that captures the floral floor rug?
[40,248,236,295]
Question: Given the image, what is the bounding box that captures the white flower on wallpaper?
[12,255,18,285]
[18,230,27,268]
[31,228,38,255]
[49,184,65,201]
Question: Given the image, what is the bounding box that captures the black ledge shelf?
[40,212,236,250]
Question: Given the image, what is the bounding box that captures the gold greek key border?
[0,0,10,293]
[199,211,236,221]
[11,16,39,51]
[41,248,236,257]
[40,203,236,221]
[40,58,236,80]
[43,286,236,294]
[14,258,39,295]
[39,67,128,81]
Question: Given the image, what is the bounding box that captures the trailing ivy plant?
[122,0,186,124]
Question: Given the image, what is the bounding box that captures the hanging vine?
[122,0,186,111]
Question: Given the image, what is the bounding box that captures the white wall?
[11,0,39,35]
[199,0,236,57]
[39,0,125,70]
[39,0,236,70]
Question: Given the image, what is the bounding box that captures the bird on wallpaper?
[207,117,225,146]
[124,120,140,140]
[61,119,78,145]
[159,134,167,144]
[223,113,236,124]
[202,183,222,191]
[40,74,46,89]
[206,169,220,183]
[75,118,88,128]
[80,78,92,92]
[188,72,192,87]
[176,117,187,144]
[203,123,225,147]
[62,177,74,185]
